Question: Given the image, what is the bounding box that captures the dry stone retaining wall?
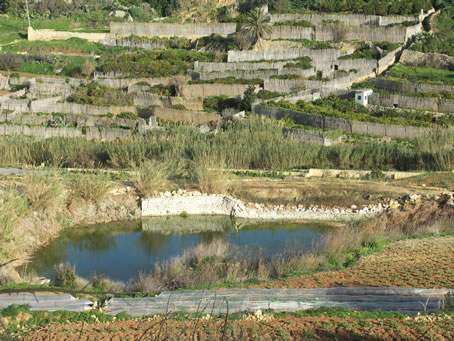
[0,124,131,140]
[30,81,74,97]
[133,92,203,111]
[3,98,138,117]
[252,104,429,138]
[194,61,289,72]
[98,77,183,89]
[269,13,420,26]
[27,27,107,42]
[283,127,336,146]
[227,48,350,63]
[400,50,454,70]
[31,101,137,116]
[153,107,220,124]
[369,93,454,112]
[110,22,236,38]
[197,68,315,81]
[372,78,454,94]
[100,35,166,49]
[269,25,420,43]
[0,75,9,90]
[377,46,404,74]
[10,75,85,88]
[264,67,374,96]
[1,99,29,112]
[267,26,314,40]
[142,194,376,220]
[180,84,257,97]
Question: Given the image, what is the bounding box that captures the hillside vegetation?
[411,6,454,56]
[1,0,451,22]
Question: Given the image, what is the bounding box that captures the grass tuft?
[22,175,65,214]
[68,174,112,203]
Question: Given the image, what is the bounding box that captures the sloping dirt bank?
[0,182,141,283]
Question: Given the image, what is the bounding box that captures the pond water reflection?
[26,216,332,281]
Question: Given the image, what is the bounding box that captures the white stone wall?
[0,75,10,91]
[142,194,381,220]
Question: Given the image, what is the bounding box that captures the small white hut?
[354,89,374,106]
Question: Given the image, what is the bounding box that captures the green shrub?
[190,77,264,86]
[284,56,312,69]
[265,96,454,127]
[68,82,133,106]
[374,41,400,52]
[148,84,174,96]
[118,112,137,120]
[99,49,217,78]
[171,104,187,110]
[0,53,24,70]
[61,62,82,77]
[203,96,239,112]
[411,7,454,56]
[54,264,77,289]
[129,6,145,19]
[256,89,287,100]
[270,74,302,80]
[274,20,314,28]
[242,85,257,111]
[196,34,240,52]
[339,43,381,60]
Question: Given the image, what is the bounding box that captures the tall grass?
[68,174,112,203]
[197,168,233,194]
[22,175,65,213]
[0,189,29,256]
[0,122,453,171]
[135,160,175,197]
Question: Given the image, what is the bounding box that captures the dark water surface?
[25,216,332,281]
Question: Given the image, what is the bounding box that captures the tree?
[241,85,257,111]
[273,0,291,12]
[0,0,9,13]
[241,7,272,48]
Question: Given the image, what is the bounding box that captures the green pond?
[25,216,332,282]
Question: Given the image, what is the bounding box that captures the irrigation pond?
[24,216,333,281]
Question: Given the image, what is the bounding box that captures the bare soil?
[21,313,454,340]
[231,176,443,208]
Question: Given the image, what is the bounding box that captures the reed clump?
[0,123,453,172]
[135,160,175,197]
[129,239,323,291]
[22,175,65,214]
[197,168,233,195]
[68,173,112,203]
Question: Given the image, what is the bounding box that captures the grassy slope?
[386,64,454,85]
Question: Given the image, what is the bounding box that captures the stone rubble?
[143,189,454,220]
